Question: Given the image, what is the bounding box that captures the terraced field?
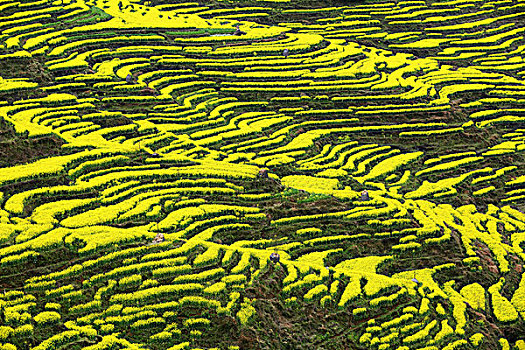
[1,0,525,348]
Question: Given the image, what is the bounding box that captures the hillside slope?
[0,0,525,349]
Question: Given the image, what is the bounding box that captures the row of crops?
[0,0,525,348]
